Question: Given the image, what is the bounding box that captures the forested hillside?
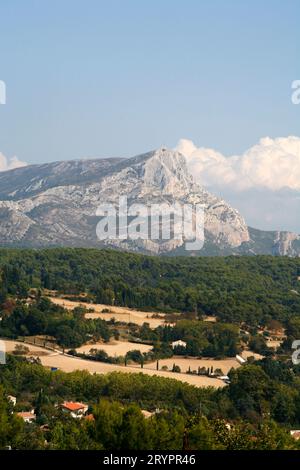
[1,355,300,450]
[1,248,300,450]
[1,248,300,324]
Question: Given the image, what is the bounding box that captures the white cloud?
[0,153,27,172]
[176,136,300,191]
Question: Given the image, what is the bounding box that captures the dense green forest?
[0,297,112,349]
[1,355,300,450]
[1,248,300,325]
[1,247,300,355]
[1,248,300,450]
[140,321,240,358]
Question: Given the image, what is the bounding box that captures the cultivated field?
[241,350,264,360]
[48,297,170,328]
[76,340,153,356]
[146,356,240,374]
[2,340,225,388]
[4,341,53,356]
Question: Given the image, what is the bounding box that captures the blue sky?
[0,0,299,164]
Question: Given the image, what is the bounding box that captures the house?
[84,414,95,422]
[17,411,36,423]
[171,340,187,349]
[141,410,154,419]
[236,354,247,365]
[290,430,300,440]
[219,375,230,384]
[141,408,162,419]
[40,424,50,431]
[61,401,88,418]
[7,395,17,407]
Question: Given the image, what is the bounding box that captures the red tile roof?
[17,412,36,420]
[84,414,95,421]
[61,402,87,412]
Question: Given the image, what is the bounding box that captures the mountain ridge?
[0,148,298,256]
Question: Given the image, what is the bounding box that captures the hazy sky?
[0,0,299,163]
[0,0,299,231]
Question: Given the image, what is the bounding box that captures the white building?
[171,340,187,349]
[219,375,230,383]
[61,401,89,419]
[236,354,247,365]
[7,395,17,407]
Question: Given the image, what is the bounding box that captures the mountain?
[0,147,298,256]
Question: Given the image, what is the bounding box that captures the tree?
[119,405,150,449]
[25,309,48,335]
[188,417,224,450]
[228,365,271,419]
[125,350,143,364]
[150,412,185,450]
[93,399,123,449]
[249,335,268,355]
[0,386,24,449]
[55,325,83,349]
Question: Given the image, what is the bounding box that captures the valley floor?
[2,339,226,388]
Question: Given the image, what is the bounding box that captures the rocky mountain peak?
[120,147,194,197]
[0,146,298,256]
